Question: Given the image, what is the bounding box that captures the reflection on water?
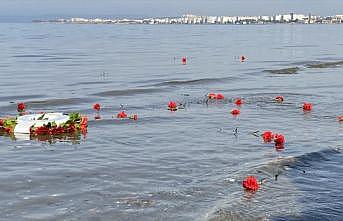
[0,130,86,144]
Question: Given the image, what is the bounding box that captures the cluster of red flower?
[207,93,225,100]
[262,131,285,149]
[30,116,88,136]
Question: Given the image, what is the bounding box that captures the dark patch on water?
[207,148,343,221]
[42,57,74,61]
[13,54,56,58]
[265,67,300,75]
[270,148,343,221]
[305,60,343,68]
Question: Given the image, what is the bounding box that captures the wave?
[66,81,114,87]
[265,67,300,75]
[264,60,343,75]
[92,88,164,97]
[205,147,342,221]
[150,77,236,87]
[26,97,90,107]
[305,60,343,69]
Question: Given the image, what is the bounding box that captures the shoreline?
[33,13,343,25]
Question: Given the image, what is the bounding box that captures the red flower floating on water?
[240,55,246,62]
[338,116,343,122]
[275,96,284,103]
[208,93,217,99]
[262,131,273,142]
[117,111,128,119]
[168,101,178,111]
[17,102,25,113]
[242,176,259,191]
[93,103,101,112]
[274,133,285,148]
[303,102,312,111]
[216,93,224,100]
[181,57,187,65]
[208,93,224,100]
[231,109,241,115]
[129,114,138,121]
[235,98,243,106]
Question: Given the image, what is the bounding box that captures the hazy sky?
[0,0,342,21]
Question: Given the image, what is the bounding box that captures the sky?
[0,0,342,22]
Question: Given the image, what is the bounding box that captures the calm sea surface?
[0,23,343,221]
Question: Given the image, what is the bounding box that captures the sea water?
[0,23,343,220]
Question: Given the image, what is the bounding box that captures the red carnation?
[5,127,13,134]
[17,102,25,112]
[93,103,101,112]
[168,101,178,111]
[303,102,312,111]
[130,114,138,121]
[275,96,284,103]
[117,111,128,119]
[262,131,273,142]
[181,57,187,65]
[0,119,3,127]
[242,176,259,191]
[231,109,240,115]
[51,126,64,135]
[216,93,224,100]
[235,98,243,106]
[208,93,217,99]
[33,126,50,135]
[274,134,285,147]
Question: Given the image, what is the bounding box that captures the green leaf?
[68,112,81,122]
[3,118,17,128]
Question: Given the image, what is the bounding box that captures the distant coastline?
[33,13,343,25]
